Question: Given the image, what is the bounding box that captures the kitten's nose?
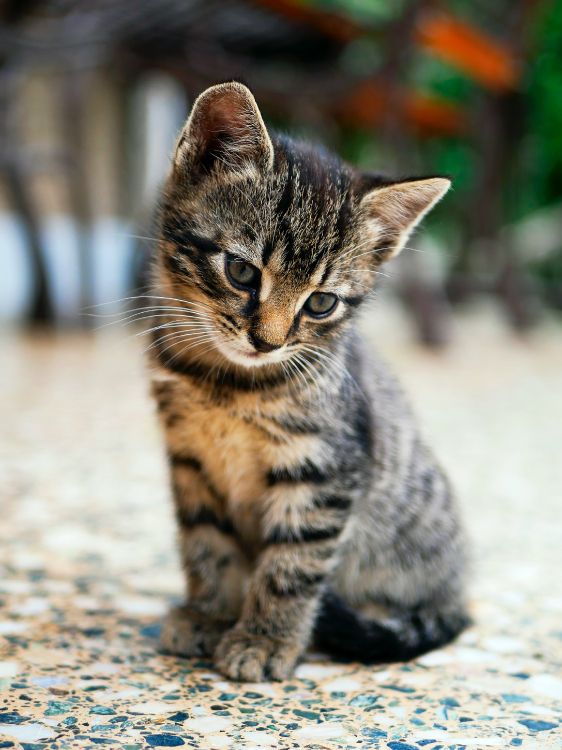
[248,331,282,353]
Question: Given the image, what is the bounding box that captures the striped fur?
[150,83,469,681]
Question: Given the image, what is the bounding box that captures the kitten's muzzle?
[247,331,283,353]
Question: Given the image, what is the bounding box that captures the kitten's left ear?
[359,176,451,259]
[174,82,274,179]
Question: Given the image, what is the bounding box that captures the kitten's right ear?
[358,175,451,259]
[173,82,274,180]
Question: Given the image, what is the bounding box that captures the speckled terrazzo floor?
[1,304,561,750]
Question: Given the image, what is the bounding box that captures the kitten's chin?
[213,338,285,370]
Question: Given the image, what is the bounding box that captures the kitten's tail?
[313,590,469,664]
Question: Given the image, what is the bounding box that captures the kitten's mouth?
[213,336,286,369]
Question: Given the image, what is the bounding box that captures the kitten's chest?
[159,377,277,543]
[153,372,313,548]
[179,399,266,504]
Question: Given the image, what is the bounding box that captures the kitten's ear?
[174,82,274,179]
[359,176,451,259]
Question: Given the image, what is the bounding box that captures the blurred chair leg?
[60,70,93,327]
[400,279,451,348]
[4,160,53,326]
[496,256,539,331]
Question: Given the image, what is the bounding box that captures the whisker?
[91,310,214,332]
[159,336,218,366]
[284,354,306,396]
[338,237,396,263]
[141,327,212,350]
[283,356,303,393]
[122,233,161,243]
[87,304,212,320]
[290,352,318,402]
[94,310,212,332]
[346,268,392,279]
[300,344,368,405]
[145,324,212,346]
[134,320,212,338]
[84,294,214,311]
[147,331,217,358]
[300,350,347,402]
[121,308,213,323]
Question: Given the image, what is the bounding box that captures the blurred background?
[1,0,561,345]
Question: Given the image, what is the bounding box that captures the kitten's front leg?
[215,487,350,681]
[160,454,247,657]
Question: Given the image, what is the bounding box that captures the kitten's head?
[156,82,449,370]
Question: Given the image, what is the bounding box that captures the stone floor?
[1,303,561,749]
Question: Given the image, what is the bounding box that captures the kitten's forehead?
[197,142,356,284]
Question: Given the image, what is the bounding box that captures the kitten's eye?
[226,257,260,290]
[304,292,338,317]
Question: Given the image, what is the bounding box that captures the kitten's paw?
[214,627,299,682]
[160,606,228,658]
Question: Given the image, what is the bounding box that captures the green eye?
[226,257,260,290]
[304,292,338,317]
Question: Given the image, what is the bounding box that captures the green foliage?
[409,56,477,103]
[289,1,562,297]
[342,0,561,292]
[315,0,405,24]
[526,0,562,211]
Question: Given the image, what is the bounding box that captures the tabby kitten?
[149,82,469,682]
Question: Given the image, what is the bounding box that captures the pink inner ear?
[204,92,250,135]
[190,89,263,170]
[176,83,273,175]
[193,85,264,150]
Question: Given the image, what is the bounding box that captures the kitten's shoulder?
[347,330,416,424]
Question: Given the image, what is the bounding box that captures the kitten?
[149,82,469,681]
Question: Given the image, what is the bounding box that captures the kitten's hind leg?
[313,590,470,664]
[160,606,234,658]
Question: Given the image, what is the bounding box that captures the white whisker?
[346,268,392,279]
[135,320,212,338]
[84,294,214,311]
[145,324,212,347]
[94,310,212,332]
[122,233,161,243]
[148,331,217,358]
[143,331,211,354]
[87,304,212,320]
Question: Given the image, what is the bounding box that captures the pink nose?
[248,332,282,353]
